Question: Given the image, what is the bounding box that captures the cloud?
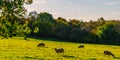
[24,0,47,12]
[105,2,119,5]
[53,12,59,15]
[40,1,46,4]
[33,0,46,4]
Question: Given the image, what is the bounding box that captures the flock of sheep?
[37,42,115,58]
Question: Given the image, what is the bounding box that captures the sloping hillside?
[0,37,120,60]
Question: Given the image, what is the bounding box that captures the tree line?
[0,0,120,45]
[30,12,120,45]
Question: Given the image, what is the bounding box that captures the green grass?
[0,37,120,60]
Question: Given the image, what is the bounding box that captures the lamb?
[54,48,64,55]
[78,45,84,48]
[104,50,115,57]
[37,43,45,47]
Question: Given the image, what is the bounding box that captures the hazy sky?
[24,0,120,21]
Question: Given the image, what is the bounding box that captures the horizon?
[24,0,120,21]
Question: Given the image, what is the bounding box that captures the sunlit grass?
[0,37,120,60]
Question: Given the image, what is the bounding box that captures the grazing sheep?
[37,43,45,47]
[78,45,84,48]
[54,48,64,55]
[104,50,115,57]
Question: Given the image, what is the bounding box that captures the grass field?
[0,37,120,60]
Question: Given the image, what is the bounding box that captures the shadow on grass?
[29,37,120,46]
[30,36,66,42]
[114,57,120,59]
[62,55,75,58]
[23,56,37,59]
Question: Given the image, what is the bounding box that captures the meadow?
[0,37,120,60]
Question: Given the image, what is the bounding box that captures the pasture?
[0,37,120,60]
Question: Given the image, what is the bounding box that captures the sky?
[24,0,120,21]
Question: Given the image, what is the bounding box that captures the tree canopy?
[0,0,33,39]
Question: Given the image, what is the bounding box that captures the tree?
[33,12,56,37]
[97,17,105,26]
[0,0,33,38]
[35,12,55,22]
[55,17,70,40]
[24,26,31,40]
[96,22,118,44]
[69,19,81,27]
[68,27,81,42]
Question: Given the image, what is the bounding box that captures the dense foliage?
[0,0,120,45]
[0,0,35,39]
[30,12,120,45]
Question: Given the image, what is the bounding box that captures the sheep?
[104,50,115,57]
[78,45,84,48]
[37,43,45,47]
[54,48,64,55]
